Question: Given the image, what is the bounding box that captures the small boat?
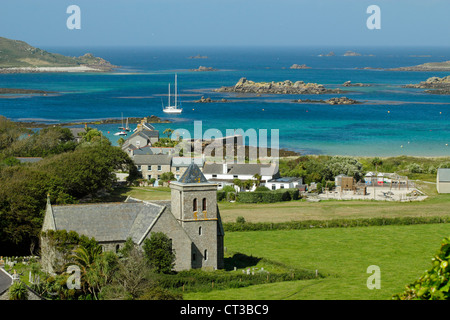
[118,114,130,131]
[163,74,183,114]
[114,131,127,136]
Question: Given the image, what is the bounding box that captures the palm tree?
[253,174,262,187]
[67,244,103,299]
[371,157,383,173]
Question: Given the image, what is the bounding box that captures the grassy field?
[185,223,450,300]
[114,181,450,224]
[110,181,450,300]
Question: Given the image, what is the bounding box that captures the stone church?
[41,163,225,273]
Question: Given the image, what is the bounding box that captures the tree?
[371,157,383,172]
[103,240,150,300]
[117,137,125,147]
[143,232,175,274]
[160,172,175,184]
[253,174,262,187]
[163,128,174,139]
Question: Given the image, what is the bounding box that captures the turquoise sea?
[0,46,449,157]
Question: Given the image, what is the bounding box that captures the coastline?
[0,66,114,74]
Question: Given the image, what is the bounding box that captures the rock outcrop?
[190,66,217,72]
[319,51,335,57]
[342,81,371,87]
[289,64,311,69]
[195,96,228,103]
[343,51,361,56]
[403,76,450,94]
[214,78,342,95]
[293,97,361,105]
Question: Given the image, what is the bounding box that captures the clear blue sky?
[1,0,449,48]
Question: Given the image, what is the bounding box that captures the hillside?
[0,37,116,72]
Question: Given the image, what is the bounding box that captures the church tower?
[170,163,224,269]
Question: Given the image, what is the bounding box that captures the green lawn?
[185,223,450,300]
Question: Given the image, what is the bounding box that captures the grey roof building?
[41,163,224,273]
[437,168,450,194]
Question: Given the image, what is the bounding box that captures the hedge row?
[236,188,300,203]
[223,216,450,232]
[153,267,320,293]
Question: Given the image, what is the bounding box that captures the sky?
[0,0,449,48]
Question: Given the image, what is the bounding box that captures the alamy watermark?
[67,5,81,30]
[366,265,381,290]
[366,5,381,30]
[66,265,81,290]
[170,121,280,165]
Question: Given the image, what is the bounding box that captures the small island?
[319,51,335,57]
[195,96,228,103]
[292,97,362,105]
[214,77,343,95]
[289,64,311,69]
[0,37,117,73]
[343,51,362,56]
[403,76,450,94]
[188,54,208,59]
[388,61,450,72]
[189,66,217,72]
[342,81,371,87]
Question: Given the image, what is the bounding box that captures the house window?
[148,165,152,171]
[193,198,198,212]
[115,244,120,253]
[158,165,162,171]
[157,175,161,180]
[271,185,276,190]
[204,249,208,261]
[212,174,217,178]
[233,175,238,179]
[199,226,202,235]
[176,167,180,172]
[137,165,142,171]
[280,185,285,189]
[202,198,207,212]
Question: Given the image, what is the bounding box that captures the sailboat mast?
[168,83,171,107]
[175,74,178,107]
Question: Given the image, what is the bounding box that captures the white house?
[437,168,450,194]
[264,177,303,190]
[202,162,279,191]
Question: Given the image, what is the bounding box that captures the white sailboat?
[163,74,183,114]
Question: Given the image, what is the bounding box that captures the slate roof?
[133,146,175,155]
[438,168,450,182]
[50,201,164,243]
[172,157,204,167]
[0,268,12,295]
[203,163,278,176]
[178,163,209,184]
[133,154,172,165]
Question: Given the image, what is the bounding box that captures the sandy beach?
[0,66,104,73]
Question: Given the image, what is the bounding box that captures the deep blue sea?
[1,46,449,156]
